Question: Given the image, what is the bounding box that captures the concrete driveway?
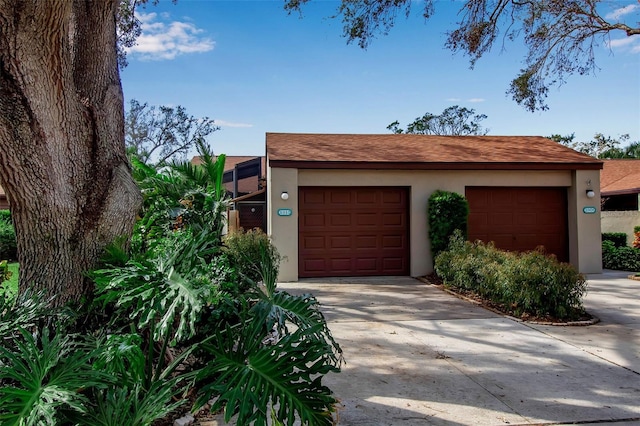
[278,271,640,425]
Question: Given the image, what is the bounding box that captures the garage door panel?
[329,236,351,249]
[356,191,377,204]
[303,191,326,205]
[382,190,403,204]
[329,213,351,226]
[355,235,377,249]
[382,235,405,249]
[299,187,409,277]
[466,187,568,261]
[302,235,326,250]
[382,212,404,226]
[355,258,377,271]
[355,212,378,226]
[330,191,351,204]
[301,213,325,228]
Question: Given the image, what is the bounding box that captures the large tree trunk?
[0,0,141,306]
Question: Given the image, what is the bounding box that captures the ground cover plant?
[435,231,588,321]
[0,143,342,425]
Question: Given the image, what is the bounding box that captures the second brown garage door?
[466,187,568,261]
[299,187,409,278]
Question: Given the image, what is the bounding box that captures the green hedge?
[435,231,587,320]
[0,210,10,222]
[602,240,640,271]
[0,215,16,261]
[428,190,468,260]
[602,232,627,248]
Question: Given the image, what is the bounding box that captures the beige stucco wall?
[601,210,640,246]
[267,166,602,281]
[567,169,602,273]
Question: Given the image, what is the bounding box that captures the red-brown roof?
[191,155,264,173]
[266,133,603,170]
[601,159,640,196]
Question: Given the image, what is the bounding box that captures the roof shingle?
[601,159,640,196]
[266,133,603,170]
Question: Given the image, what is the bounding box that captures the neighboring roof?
[266,133,603,170]
[601,159,640,196]
[229,188,266,203]
[191,155,265,175]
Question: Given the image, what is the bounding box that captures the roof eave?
[268,160,603,171]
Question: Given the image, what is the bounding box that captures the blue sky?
[120,0,640,157]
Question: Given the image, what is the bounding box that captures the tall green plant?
[428,190,469,260]
[195,237,342,425]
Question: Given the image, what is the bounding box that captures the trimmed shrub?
[602,240,640,271]
[428,190,468,260]
[435,231,587,320]
[602,232,627,248]
[0,217,17,261]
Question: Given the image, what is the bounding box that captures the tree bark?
[0,0,142,306]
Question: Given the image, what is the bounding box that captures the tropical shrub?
[428,190,468,260]
[602,240,640,272]
[435,231,587,320]
[602,232,627,248]
[0,142,342,425]
[223,228,282,288]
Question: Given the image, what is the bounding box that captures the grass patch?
[1,262,19,296]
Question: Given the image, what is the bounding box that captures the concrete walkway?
[276,271,640,425]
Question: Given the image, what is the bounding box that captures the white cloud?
[446,97,485,103]
[127,12,215,61]
[605,4,639,20]
[215,120,254,128]
[607,36,640,54]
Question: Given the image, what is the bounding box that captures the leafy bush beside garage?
[435,231,587,320]
[602,240,640,272]
[428,190,468,260]
[602,232,627,248]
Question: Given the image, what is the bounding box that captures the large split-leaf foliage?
[0,143,342,425]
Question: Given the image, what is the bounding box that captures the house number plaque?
[582,206,597,214]
[277,208,293,217]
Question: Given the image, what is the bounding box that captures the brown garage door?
[466,187,568,261]
[299,187,409,277]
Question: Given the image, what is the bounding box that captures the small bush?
[428,190,468,260]
[602,240,640,271]
[0,210,10,222]
[223,229,281,289]
[0,218,17,261]
[602,232,627,248]
[435,231,587,320]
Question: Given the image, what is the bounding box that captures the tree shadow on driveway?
[279,276,640,425]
